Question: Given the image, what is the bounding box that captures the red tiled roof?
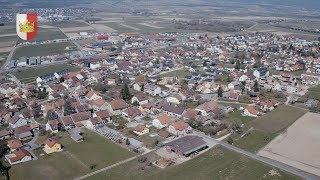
[7,139,23,150]
[110,99,127,110]
[9,148,31,162]
[44,138,59,148]
[172,121,189,131]
[157,113,172,125]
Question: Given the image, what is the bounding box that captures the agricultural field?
[12,63,80,83]
[9,129,134,180]
[248,105,307,133]
[0,35,18,43]
[12,42,75,59]
[258,113,320,177]
[86,146,298,180]
[17,27,67,44]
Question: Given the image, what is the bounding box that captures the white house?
[84,117,105,129]
[131,92,149,105]
[152,114,172,129]
[86,91,102,101]
[8,116,28,129]
[144,84,161,96]
[6,148,32,165]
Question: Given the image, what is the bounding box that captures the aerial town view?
[0,0,320,180]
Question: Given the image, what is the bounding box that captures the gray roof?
[164,135,207,155]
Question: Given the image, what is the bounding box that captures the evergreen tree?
[254,80,259,92]
[217,86,223,97]
[121,84,132,101]
[235,60,241,71]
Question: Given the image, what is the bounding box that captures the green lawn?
[160,69,192,78]
[86,146,298,180]
[248,105,307,133]
[304,85,320,101]
[17,28,67,43]
[227,110,256,124]
[12,63,80,83]
[9,129,135,180]
[0,35,18,42]
[233,130,276,153]
[9,151,90,180]
[60,129,134,170]
[13,42,75,59]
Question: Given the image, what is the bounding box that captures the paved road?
[193,131,319,180]
[216,100,254,106]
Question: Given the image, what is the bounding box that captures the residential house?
[84,117,105,129]
[166,94,183,104]
[122,107,142,121]
[133,124,149,136]
[14,125,33,140]
[86,91,102,101]
[7,139,23,152]
[144,84,161,96]
[152,113,173,129]
[8,116,29,129]
[0,129,11,140]
[108,99,128,115]
[162,104,185,118]
[168,121,192,136]
[43,138,62,154]
[196,101,220,116]
[93,110,111,122]
[182,109,199,120]
[45,119,62,133]
[6,148,32,165]
[60,116,75,130]
[131,92,149,105]
[90,99,109,111]
[243,106,260,117]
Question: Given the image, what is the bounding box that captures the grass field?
[160,69,192,78]
[227,110,256,124]
[233,130,276,153]
[0,52,9,67]
[13,42,75,59]
[304,85,320,101]
[86,146,298,180]
[248,105,307,133]
[60,129,134,170]
[9,151,90,180]
[0,35,18,43]
[17,28,67,43]
[9,129,134,180]
[12,63,80,83]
